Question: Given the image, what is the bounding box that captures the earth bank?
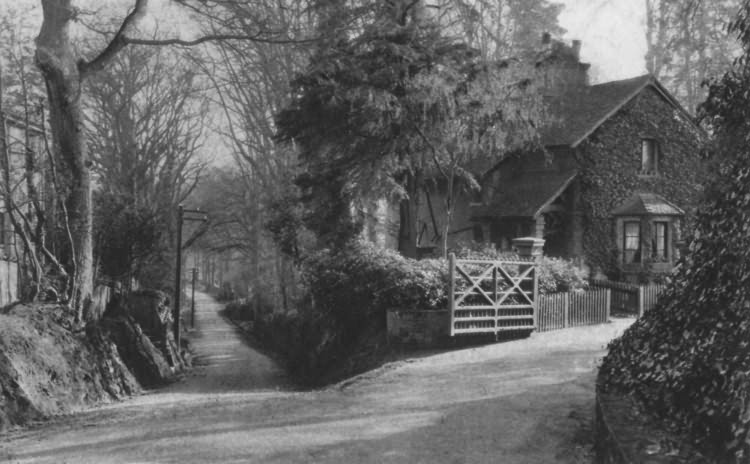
[0,289,190,431]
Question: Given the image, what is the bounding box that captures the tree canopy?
[275,0,542,256]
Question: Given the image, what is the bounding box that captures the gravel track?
[0,291,632,463]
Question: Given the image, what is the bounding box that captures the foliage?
[93,192,166,287]
[303,241,448,316]
[254,240,448,383]
[536,256,589,293]
[600,6,750,460]
[275,1,542,254]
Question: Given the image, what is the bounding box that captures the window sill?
[637,171,660,179]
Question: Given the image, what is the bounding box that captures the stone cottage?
[470,36,706,278]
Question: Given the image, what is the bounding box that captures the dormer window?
[641,138,659,175]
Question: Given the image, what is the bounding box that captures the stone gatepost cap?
[512,237,545,246]
[512,237,545,258]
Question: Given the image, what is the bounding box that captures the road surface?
[0,291,632,463]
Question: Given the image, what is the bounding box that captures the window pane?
[625,222,640,250]
[652,222,668,260]
[641,139,657,173]
[623,222,641,263]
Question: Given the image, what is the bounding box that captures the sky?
[558,0,647,82]
[6,0,648,82]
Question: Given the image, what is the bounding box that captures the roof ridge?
[588,73,652,89]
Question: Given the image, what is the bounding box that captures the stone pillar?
[512,237,545,261]
[534,215,545,239]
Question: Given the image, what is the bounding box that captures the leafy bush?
[598,9,750,459]
[257,241,448,384]
[599,156,750,460]
[304,241,448,315]
[537,257,589,294]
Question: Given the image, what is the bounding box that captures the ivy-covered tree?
[600,2,750,459]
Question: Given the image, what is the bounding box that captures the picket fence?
[590,280,667,316]
[537,288,611,332]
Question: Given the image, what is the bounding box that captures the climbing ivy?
[576,87,707,277]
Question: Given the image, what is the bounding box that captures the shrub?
[258,241,448,384]
[599,156,750,460]
[303,241,448,315]
[537,257,589,294]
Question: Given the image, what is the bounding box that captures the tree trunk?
[398,169,422,259]
[36,0,93,320]
[441,174,456,259]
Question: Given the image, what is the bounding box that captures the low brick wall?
[595,385,708,463]
[386,309,450,348]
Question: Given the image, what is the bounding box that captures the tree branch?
[123,33,320,48]
[79,0,149,77]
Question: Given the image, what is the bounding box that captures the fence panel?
[591,279,639,314]
[570,289,609,327]
[538,293,567,332]
[538,289,610,332]
[639,283,667,315]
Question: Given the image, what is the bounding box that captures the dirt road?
[0,291,632,463]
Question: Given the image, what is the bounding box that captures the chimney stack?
[541,32,551,45]
[571,40,581,60]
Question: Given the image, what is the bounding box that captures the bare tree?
[187,0,318,312]
[85,44,207,287]
[33,0,316,321]
[645,0,741,113]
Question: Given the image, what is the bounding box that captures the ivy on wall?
[576,87,707,278]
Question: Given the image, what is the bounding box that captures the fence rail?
[538,288,611,332]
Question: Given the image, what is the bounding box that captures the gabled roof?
[471,170,577,219]
[611,193,684,217]
[541,74,699,147]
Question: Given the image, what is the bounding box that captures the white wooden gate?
[449,254,538,336]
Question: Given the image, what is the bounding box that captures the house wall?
[416,186,475,253]
[576,87,706,277]
[362,187,477,257]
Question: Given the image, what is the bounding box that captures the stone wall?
[386,309,450,347]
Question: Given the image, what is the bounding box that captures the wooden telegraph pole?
[173,205,184,346]
[191,267,197,329]
[173,205,208,348]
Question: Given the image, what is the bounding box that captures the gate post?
[512,237,545,330]
[449,253,456,336]
[605,289,611,322]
